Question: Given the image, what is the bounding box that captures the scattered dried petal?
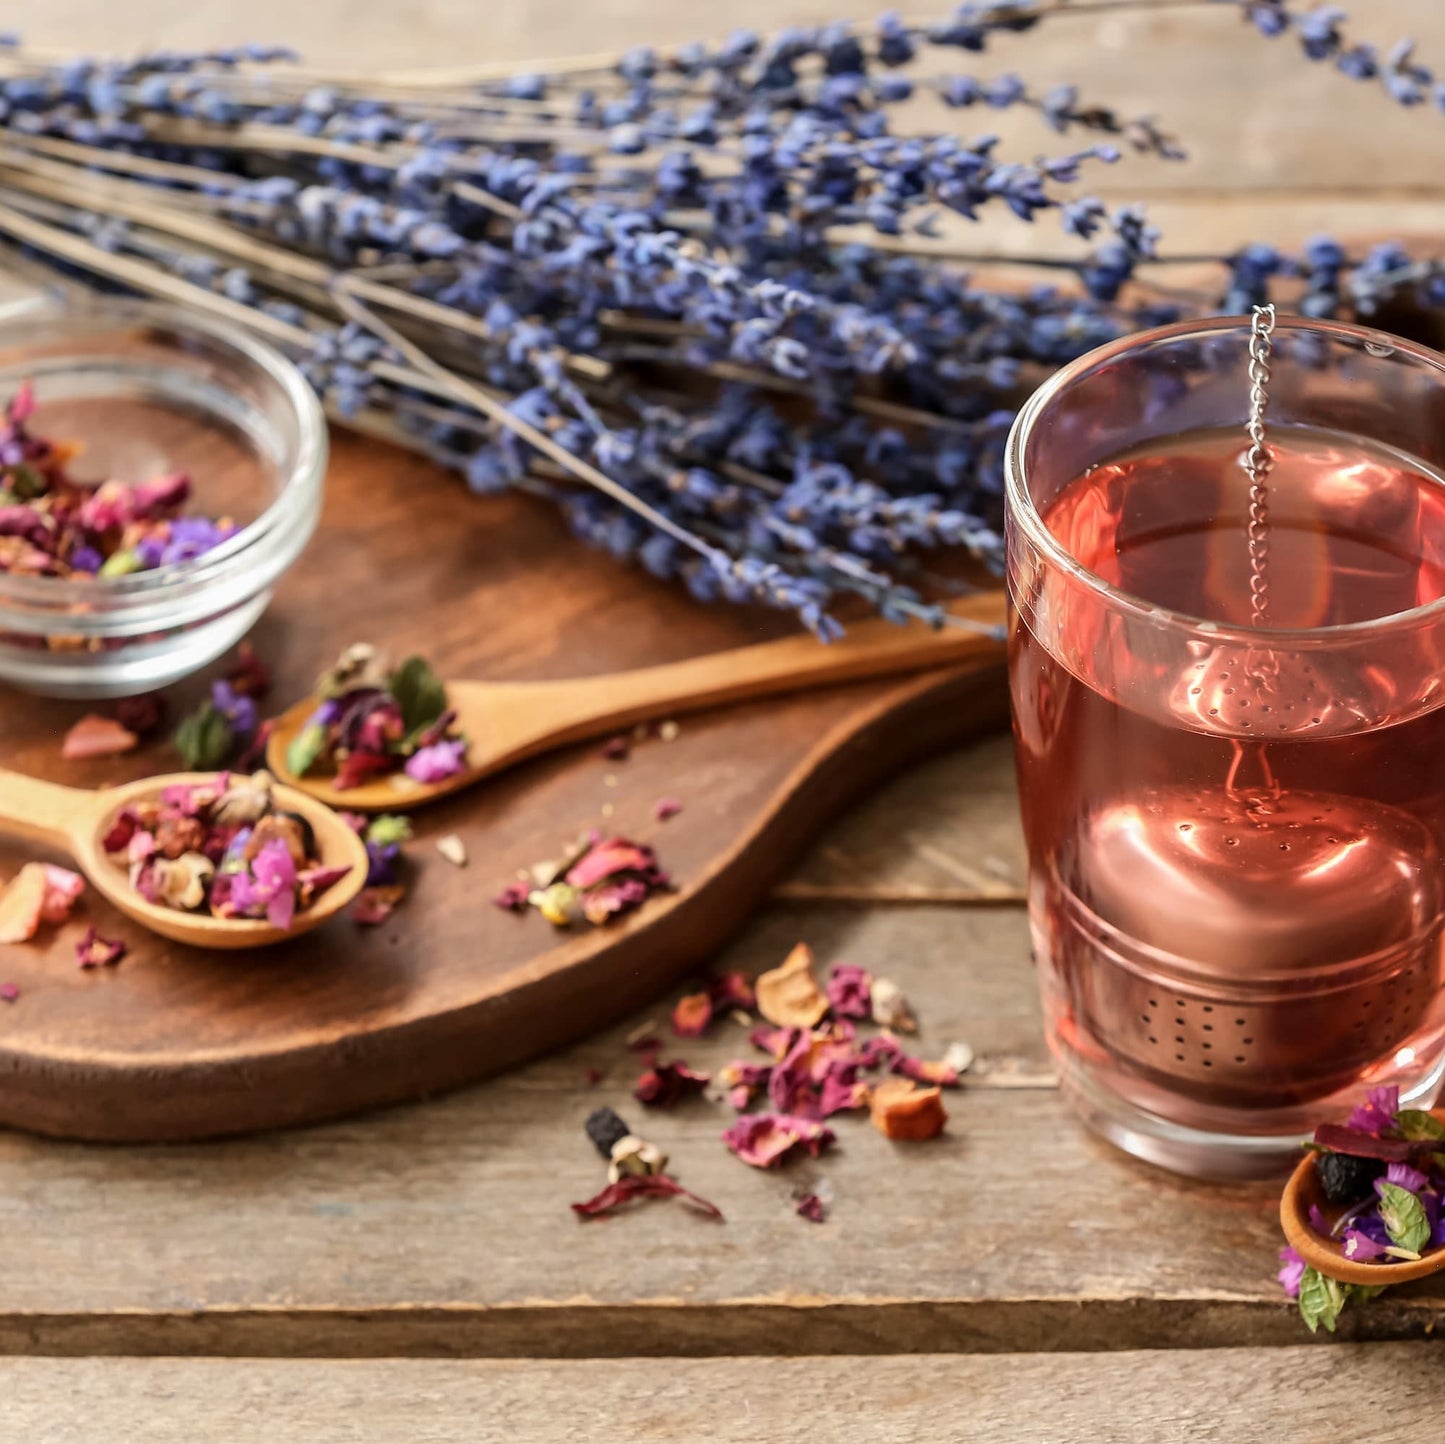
[710,971,756,1012]
[435,833,468,867]
[890,1054,960,1088]
[826,963,872,1020]
[721,1113,836,1169]
[756,942,829,1028]
[671,990,713,1037]
[38,864,83,924]
[225,641,273,698]
[0,864,50,943]
[61,713,138,760]
[0,982,17,1002]
[654,796,682,821]
[114,693,167,738]
[565,838,657,890]
[492,880,530,912]
[583,1066,603,1087]
[353,884,405,926]
[870,977,918,1034]
[75,926,126,969]
[571,1173,723,1221]
[796,1192,828,1223]
[634,1059,711,1108]
[600,735,629,761]
[870,1079,948,1141]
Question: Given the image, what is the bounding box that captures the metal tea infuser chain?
[1244,303,1276,629]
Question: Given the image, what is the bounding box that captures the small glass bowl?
[0,298,326,697]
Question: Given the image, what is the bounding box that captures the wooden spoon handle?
[0,769,94,851]
[507,590,1005,743]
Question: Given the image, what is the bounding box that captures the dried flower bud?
[152,852,215,911]
[531,881,580,926]
[607,1134,669,1182]
[244,812,311,870]
[154,813,206,860]
[318,642,389,699]
[213,770,275,828]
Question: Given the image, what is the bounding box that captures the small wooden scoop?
[268,590,1007,813]
[1280,1109,1445,1286]
[0,768,367,951]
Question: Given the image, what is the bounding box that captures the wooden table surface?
[7,2,1445,1438]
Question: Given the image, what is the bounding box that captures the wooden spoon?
[0,769,368,951]
[267,590,1007,813]
[1280,1110,1445,1286]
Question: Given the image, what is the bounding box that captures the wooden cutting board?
[0,433,1008,1141]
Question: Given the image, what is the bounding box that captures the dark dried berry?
[1316,1150,1385,1205]
[585,1106,631,1160]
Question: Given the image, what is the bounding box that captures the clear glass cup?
[0,297,326,697]
[1005,314,1445,1178]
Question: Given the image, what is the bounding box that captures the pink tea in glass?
[1006,318,1445,1177]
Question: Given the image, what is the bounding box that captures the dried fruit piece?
[869,1078,948,1141]
[756,942,829,1028]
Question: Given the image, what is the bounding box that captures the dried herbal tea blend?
[0,383,237,584]
[493,831,671,927]
[285,644,468,791]
[1279,1085,1445,1332]
[102,770,352,928]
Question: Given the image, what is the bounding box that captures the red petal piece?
[721,1113,836,1169]
[75,926,127,969]
[353,885,404,926]
[671,991,713,1037]
[634,1059,711,1108]
[710,971,756,1012]
[571,1173,723,1221]
[565,838,657,890]
[796,1192,828,1223]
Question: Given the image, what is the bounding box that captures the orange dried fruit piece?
[755,941,829,1028]
[869,1077,948,1141]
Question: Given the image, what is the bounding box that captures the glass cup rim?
[0,297,325,612]
[1005,311,1445,648]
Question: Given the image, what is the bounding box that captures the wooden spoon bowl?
[1280,1108,1445,1286]
[0,768,367,950]
[267,591,1007,812]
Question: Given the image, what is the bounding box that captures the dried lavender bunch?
[0,1,1434,635]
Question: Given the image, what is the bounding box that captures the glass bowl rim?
[1004,311,1445,648]
[0,297,325,610]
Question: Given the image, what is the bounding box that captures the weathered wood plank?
[0,1347,1442,1442]
[0,899,1434,1356]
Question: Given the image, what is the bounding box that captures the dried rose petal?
[710,971,756,1012]
[826,964,873,1020]
[671,990,713,1037]
[38,864,84,924]
[819,1074,871,1117]
[353,884,405,926]
[61,713,138,760]
[721,1113,836,1169]
[75,926,126,969]
[565,838,657,890]
[755,943,829,1029]
[334,749,396,791]
[226,641,273,699]
[0,982,17,1002]
[719,1060,771,1109]
[796,1192,827,1223]
[869,1079,948,1141]
[114,693,167,739]
[581,877,649,925]
[634,1060,711,1108]
[492,880,531,913]
[654,796,682,822]
[749,1024,798,1060]
[571,1172,723,1221]
[0,864,49,943]
[890,1054,961,1088]
[600,735,630,761]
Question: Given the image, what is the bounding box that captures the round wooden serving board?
[0,432,1007,1141]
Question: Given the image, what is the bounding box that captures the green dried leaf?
[8,464,45,500]
[1297,1266,1346,1334]
[285,722,328,778]
[174,701,235,771]
[1394,1110,1445,1142]
[365,814,413,847]
[1378,1182,1431,1255]
[389,655,447,736]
